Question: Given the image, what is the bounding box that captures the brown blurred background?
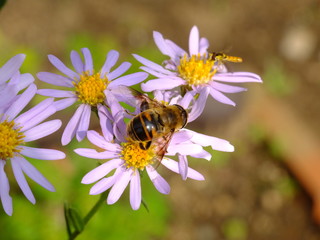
[1,0,320,239]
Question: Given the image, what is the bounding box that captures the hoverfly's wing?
[111,85,164,112]
[152,129,175,169]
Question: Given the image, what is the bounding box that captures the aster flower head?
[37,48,148,146]
[75,103,206,210]
[0,54,34,112]
[133,25,262,109]
[0,83,65,216]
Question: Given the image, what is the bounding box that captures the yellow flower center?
[73,72,108,106]
[178,53,216,86]
[121,141,156,170]
[0,119,25,160]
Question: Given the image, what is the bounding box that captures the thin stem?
[67,191,108,240]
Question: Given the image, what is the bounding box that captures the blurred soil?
[1,0,320,239]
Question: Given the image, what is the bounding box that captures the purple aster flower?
[0,83,65,216]
[144,89,234,180]
[0,54,34,111]
[75,107,205,210]
[133,26,262,108]
[37,48,148,145]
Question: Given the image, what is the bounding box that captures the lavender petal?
[0,160,12,216]
[3,83,37,122]
[81,158,123,184]
[107,62,131,81]
[48,55,78,79]
[108,72,148,89]
[70,50,84,73]
[141,78,185,92]
[130,170,141,210]
[16,156,55,191]
[178,155,188,181]
[210,82,247,93]
[21,146,65,160]
[76,104,91,142]
[189,26,200,56]
[107,169,132,205]
[61,104,84,146]
[209,87,236,106]
[146,166,170,194]
[11,157,36,204]
[23,119,62,142]
[37,72,74,88]
[0,54,25,84]
[100,50,119,76]
[82,48,93,74]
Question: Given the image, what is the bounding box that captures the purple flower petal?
[15,73,34,91]
[76,104,91,142]
[16,156,55,191]
[188,86,210,122]
[0,54,25,84]
[89,176,117,195]
[3,83,37,122]
[187,129,235,152]
[170,130,193,145]
[178,155,188,180]
[48,54,79,79]
[53,98,77,111]
[161,157,204,180]
[190,149,211,160]
[199,37,209,54]
[107,168,132,205]
[61,104,85,145]
[167,142,202,155]
[210,82,247,93]
[81,158,123,184]
[107,62,131,81]
[153,31,175,58]
[86,130,120,151]
[21,146,65,160]
[97,104,114,142]
[0,160,12,216]
[130,170,141,210]
[209,87,236,106]
[15,98,54,129]
[146,166,170,194]
[11,158,35,204]
[141,78,185,92]
[189,26,200,56]
[100,50,119,77]
[165,39,187,60]
[108,72,148,89]
[74,148,119,159]
[21,105,60,131]
[37,89,75,98]
[82,48,93,74]
[70,50,84,73]
[133,54,173,75]
[37,72,74,88]
[213,72,262,83]
[23,119,62,142]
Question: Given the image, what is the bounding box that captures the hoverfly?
[114,86,188,164]
[210,52,243,64]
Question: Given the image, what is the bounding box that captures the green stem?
[68,191,108,240]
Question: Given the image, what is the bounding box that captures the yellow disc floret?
[121,141,156,170]
[178,53,216,86]
[0,119,25,160]
[73,72,108,106]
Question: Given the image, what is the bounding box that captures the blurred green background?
[0,0,319,239]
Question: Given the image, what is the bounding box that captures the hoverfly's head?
[173,104,188,129]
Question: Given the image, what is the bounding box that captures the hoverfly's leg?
[140,100,150,112]
[139,141,151,150]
